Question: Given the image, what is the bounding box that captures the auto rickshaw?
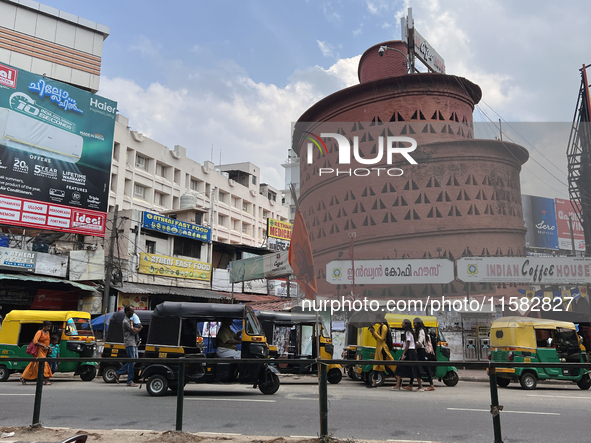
[255,310,343,384]
[0,310,97,382]
[141,302,280,396]
[342,321,361,381]
[99,310,153,383]
[490,316,590,390]
[354,313,458,387]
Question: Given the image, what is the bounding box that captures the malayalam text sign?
[457,257,591,284]
[0,63,116,236]
[139,252,211,281]
[326,259,455,285]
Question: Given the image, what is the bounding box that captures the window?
[190,178,200,192]
[194,212,203,225]
[218,214,227,227]
[112,142,120,161]
[154,192,165,206]
[252,175,257,185]
[136,155,149,171]
[156,163,167,178]
[242,222,249,234]
[134,184,147,199]
[218,192,226,203]
[242,201,248,212]
[232,219,240,231]
[173,237,202,259]
[146,240,156,254]
[232,197,239,208]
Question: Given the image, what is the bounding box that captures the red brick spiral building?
[292,41,529,298]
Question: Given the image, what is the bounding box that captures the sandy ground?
[0,426,357,443]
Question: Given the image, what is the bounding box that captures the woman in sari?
[21,321,54,385]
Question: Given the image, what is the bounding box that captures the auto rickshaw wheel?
[79,365,97,381]
[519,372,537,390]
[147,374,169,396]
[347,367,362,381]
[577,374,591,390]
[0,364,10,382]
[327,368,343,384]
[496,377,511,388]
[102,365,118,384]
[258,372,280,395]
[442,370,459,387]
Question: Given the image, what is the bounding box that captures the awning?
[111,282,227,300]
[0,273,98,293]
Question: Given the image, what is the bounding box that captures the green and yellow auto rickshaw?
[0,310,97,382]
[490,316,590,390]
[354,313,458,387]
[256,310,343,384]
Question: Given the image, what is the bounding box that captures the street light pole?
[348,232,356,299]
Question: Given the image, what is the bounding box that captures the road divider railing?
[4,356,591,443]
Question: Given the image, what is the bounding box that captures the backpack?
[423,330,435,357]
[384,324,394,351]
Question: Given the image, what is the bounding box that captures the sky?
[43,0,591,198]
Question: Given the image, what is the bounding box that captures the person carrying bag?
[413,317,435,391]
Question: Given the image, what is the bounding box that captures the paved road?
[1,374,590,442]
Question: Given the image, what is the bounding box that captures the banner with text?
[267,218,292,241]
[142,211,211,242]
[229,251,292,283]
[554,198,585,252]
[139,252,212,281]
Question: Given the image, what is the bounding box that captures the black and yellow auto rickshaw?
[0,310,97,381]
[141,302,280,396]
[354,313,458,387]
[99,310,153,383]
[342,321,361,381]
[255,310,343,384]
[490,316,590,390]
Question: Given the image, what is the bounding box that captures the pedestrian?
[367,314,396,388]
[48,335,60,375]
[21,321,53,385]
[413,318,435,391]
[114,306,141,387]
[391,319,423,391]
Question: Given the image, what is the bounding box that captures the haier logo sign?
[305,132,418,177]
[0,64,18,89]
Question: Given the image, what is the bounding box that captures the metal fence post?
[32,358,45,426]
[488,367,504,443]
[319,362,328,437]
[176,360,185,432]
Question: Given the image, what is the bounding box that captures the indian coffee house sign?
[326,259,455,285]
[401,8,446,74]
[142,211,211,243]
[457,257,591,284]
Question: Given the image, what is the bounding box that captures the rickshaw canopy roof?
[384,313,439,328]
[491,316,576,330]
[256,311,318,325]
[152,302,249,320]
[4,310,91,323]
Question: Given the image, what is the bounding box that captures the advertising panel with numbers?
[0,63,116,236]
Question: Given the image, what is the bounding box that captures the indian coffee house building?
[292,39,530,351]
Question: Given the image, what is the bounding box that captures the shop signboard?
[229,251,292,283]
[117,293,149,311]
[0,63,117,236]
[267,218,292,241]
[267,236,289,252]
[142,211,211,242]
[457,256,591,284]
[522,195,559,250]
[0,246,35,270]
[138,252,212,281]
[554,198,586,251]
[326,259,455,285]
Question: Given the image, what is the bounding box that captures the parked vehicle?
[256,310,343,384]
[342,319,361,381]
[490,316,590,390]
[141,302,280,396]
[354,313,458,387]
[0,310,97,382]
[99,310,153,383]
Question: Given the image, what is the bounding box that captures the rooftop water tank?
[180,193,198,210]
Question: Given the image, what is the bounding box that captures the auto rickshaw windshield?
[245,309,264,336]
[555,328,580,348]
[65,317,93,336]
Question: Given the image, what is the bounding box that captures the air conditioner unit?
[0,108,83,163]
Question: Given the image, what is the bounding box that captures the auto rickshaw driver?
[216,318,243,359]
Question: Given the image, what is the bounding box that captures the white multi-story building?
[109,114,289,248]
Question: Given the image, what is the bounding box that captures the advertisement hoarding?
[138,252,212,281]
[326,259,455,285]
[522,195,559,250]
[0,63,116,236]
[142,211,211,242]
[554,198,586,251]
[457,256,591,284]
[229,251,292,283]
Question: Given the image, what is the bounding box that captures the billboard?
[0,63,116,236]
[229,251,292,283]
[142,211,211,242]
[554,198,585,251]
[522,195,559,250]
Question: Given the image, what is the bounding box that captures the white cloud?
[129,35,161,57]
[317,40,334,58]
[99,57,360,191]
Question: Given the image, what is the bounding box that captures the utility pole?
[102,205,118,315]
[348,232,356,299]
